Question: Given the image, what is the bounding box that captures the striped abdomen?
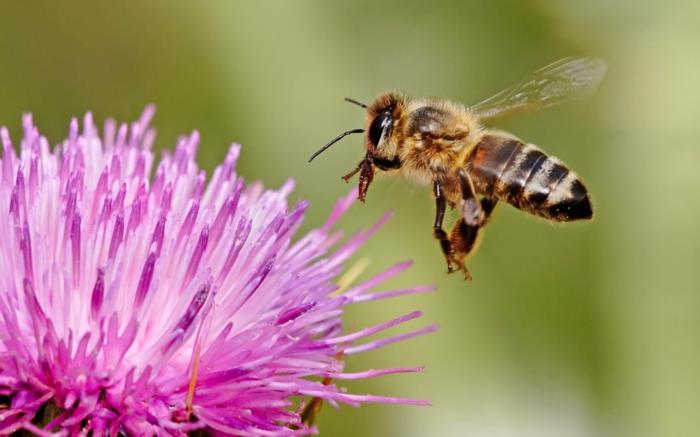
[465,134,592,221]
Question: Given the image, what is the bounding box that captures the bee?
[309,57,607,279]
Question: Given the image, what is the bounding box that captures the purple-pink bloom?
[0,106,435,436]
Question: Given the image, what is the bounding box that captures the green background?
[2,2,699,436]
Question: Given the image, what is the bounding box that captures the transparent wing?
[471,57,607,121]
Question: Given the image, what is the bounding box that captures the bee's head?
[308,93,405,202]
[364,93,404,157]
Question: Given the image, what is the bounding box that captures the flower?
[0,106,436,436]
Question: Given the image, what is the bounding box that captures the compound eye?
[368,110,393,147]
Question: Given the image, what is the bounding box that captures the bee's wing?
[471,57,607,121]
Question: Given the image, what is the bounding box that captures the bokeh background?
[2,2,699,436]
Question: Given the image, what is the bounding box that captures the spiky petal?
[0,107,435,435]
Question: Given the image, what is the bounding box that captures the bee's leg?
[447,170,499,280]
[458,169,487,227]
[448,220,477,280]
[480,197,498,222]
[432,180,462,274]
[341,160,363,182]
[447,197,499,280]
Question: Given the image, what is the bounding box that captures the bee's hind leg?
[433,180,469,277]
[447,220,477,280]
[458,169,489,227]
[480,197,497,219]
[447,170,499,280]
[433,173,498,279]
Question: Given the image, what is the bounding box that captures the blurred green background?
[1,1,699,436]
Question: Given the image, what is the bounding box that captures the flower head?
[0,107,435,435]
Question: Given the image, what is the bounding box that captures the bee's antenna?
[308,128,364,163]
[344,97,368,109]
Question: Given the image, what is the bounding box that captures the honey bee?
[309,57,607,279]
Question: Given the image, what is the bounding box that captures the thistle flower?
[0,106,436,436]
